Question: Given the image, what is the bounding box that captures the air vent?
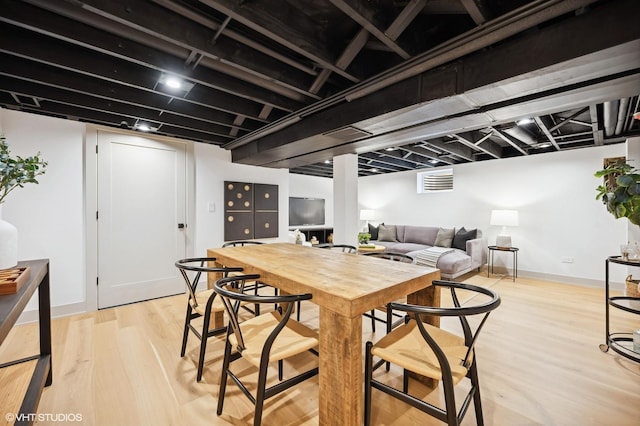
[11,93,40,108]
[417,168,453,193]
[322,126,372,142]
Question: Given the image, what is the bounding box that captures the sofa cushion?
[437,250,472,275]
[407,249,472,275]
[452,227,478,251]
[386,242,431,254]
[402,225,439,246]
[372,241,398,250]
[378,224,398,242]
[434,228,455,248]
[368,222,382,240]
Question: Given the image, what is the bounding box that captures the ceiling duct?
[10,93,40,107]
[322,126,372,142]
[615,97,630,135]
[603,100,619,137]
[503,126,537,145]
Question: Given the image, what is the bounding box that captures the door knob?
[178,223,186,229]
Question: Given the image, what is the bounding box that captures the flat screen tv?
[289,197,325,226]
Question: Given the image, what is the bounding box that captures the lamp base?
[496,235,512,248]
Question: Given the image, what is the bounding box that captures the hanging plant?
[595,161,640,225]
[0,135,48,205]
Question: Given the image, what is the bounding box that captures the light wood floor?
[1,272,639,425]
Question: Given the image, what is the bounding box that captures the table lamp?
[490,209,519,248]
[360,209,376,231]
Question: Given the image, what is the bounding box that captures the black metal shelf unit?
[0,259,52,425]
[291,227,334,244]
[600,256,640,363]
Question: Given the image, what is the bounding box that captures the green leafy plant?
[0,135,47,205]
[358,232,371,244]
[595,162,640,225]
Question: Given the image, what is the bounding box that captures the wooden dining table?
[207,242,441,426]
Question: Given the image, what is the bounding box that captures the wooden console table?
[0,259,52,425]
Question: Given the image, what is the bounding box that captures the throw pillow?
[434,227,455,248]
[377,224,398,242]
[452,227,478,251]
[368,222,382,240]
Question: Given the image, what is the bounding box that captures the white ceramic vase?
[0,205,18,269]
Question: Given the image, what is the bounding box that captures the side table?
[488,246,519,282]
[600,256,640,363]
[0,259,52,425]
[357,244,386,254]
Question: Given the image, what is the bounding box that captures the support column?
[333,154,359,247]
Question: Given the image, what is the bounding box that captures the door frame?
[84,125,195,311]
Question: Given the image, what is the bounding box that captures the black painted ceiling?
[1,0,639,177]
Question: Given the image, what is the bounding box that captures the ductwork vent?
[417,168,453,193]
[11,93,40,108]
[504,126,536,145]
[322,126,372,142]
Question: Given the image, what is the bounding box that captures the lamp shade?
[360,209,376,221]
[490,210,519,227]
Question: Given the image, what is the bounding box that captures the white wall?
[1,109,85,311]
[290,143,631,285]
[192,142,290,256]
[1,109,291,317]
[357,144,629,285]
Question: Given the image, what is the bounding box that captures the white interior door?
[97,131,187,308]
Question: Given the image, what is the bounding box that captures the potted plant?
[595,161,640,225]
[0,135,47,269]
[358,232,371,244]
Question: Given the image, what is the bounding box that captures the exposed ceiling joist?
[0,0,638,179]
[491,127,529,156]
[328,0,411,59]
[534,116,561,150]
[197,0,360,83]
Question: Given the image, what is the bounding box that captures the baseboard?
[16,301,87,325]
[517,269,622,291]
[482,265,621,291]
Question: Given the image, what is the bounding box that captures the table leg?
[406,279,440,387]
[39,267,52,386]
[318,308,362,426]
[406,278,441,328]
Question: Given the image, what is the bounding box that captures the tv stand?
[291,227,333,244]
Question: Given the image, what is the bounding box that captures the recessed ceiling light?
[370,168,378,173]
[136,123,153,132]
[385,147,397,151]
[538,142,551,148]
[429,159,439,164]
[165,77,182,89]
[324,160,331,164]
[516,118,533,126]
[157,74,194,93]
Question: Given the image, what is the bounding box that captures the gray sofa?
[370,224,487,279]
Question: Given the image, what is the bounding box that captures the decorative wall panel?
[254,184,279,239]
[224,181,278,241]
